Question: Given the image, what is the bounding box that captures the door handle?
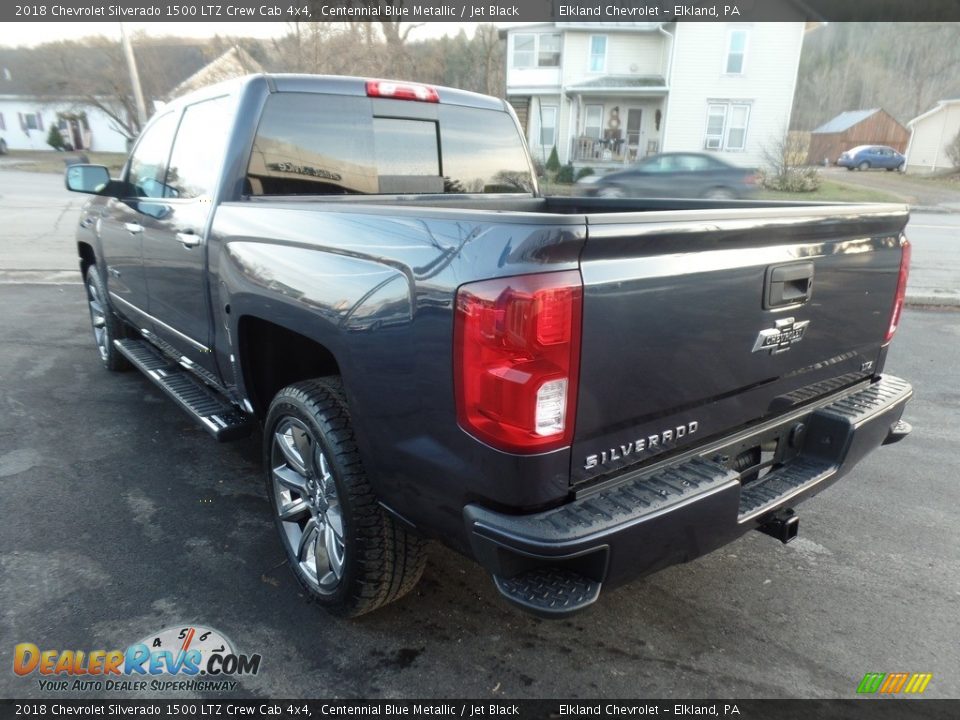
[124,222,143,235]
[764,262,814,309]
[176,231,201,248]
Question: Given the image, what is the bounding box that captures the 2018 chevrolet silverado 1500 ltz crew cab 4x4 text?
[65,75,913,618]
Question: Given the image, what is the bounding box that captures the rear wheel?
[597,186,625,198]
[84,265,130,371]
[858,161,870,171]
[704,187,737,200]
[265,377,427,617]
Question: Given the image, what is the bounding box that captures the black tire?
[858,161,870,171]
[84,264,130,371]
[264,377,427,617]
[846,166,854,171]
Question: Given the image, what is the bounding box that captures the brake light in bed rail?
[366,80,439,103]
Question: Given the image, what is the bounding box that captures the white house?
[0,45,257,155]
[904,99,960,174]
[0,96,131,153]
[503,22,807,170]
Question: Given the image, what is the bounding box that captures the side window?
[725,29,748,74]
[512,34,535,68]
[538,105,558,148]
[589,36,607,73]
[248,94,378,195]
[676,155,712,171]
[165,96,233,200]
[584,105,604,139]
[127,113,178,198]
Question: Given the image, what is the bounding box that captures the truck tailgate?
[572,205,910,485]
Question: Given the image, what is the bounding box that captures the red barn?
[806,108,909,166]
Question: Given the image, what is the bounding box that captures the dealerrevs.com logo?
[13,625,262,693]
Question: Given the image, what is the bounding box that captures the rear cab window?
[245,93,533,196]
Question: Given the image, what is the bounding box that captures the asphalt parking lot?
[1,171,958,700]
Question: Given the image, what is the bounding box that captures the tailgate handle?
[765,262,814,309]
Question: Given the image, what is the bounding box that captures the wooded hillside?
[792,23,960,130]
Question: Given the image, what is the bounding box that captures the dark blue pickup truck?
[65,74,913,618]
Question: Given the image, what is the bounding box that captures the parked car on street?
[836,145,905,171]
[575,152,759,199]
[64,74,913,619]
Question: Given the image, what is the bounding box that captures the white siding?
[661,22,805,168]
[561,31,667,85]
[0,98,130,153]
[905,103,960,173]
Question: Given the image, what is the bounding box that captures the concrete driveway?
[822,167,960,212]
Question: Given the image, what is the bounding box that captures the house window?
[538,34,561,67]
[23,112,40,131]
[513,33,562,68]
[584,105,603,139]
[725,29,748,74]
[589,36,607,73]
[725,105,750,150]
[538,105,558,148]
[513,34,535,68]
[0,113,5,131]
[704,102,751,151]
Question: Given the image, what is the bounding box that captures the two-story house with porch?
[503,22,807,171]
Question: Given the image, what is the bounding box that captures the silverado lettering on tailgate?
[584,421,699,470]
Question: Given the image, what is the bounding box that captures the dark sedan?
[836,145,905,171]
[575,152,759,199]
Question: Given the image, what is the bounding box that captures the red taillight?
[454,271,583,453]
[885,238,911,343]
[365,80,439,103]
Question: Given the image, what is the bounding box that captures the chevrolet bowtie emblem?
[752,317,810,355]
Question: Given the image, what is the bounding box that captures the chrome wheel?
[270,418,345,593]
[705,187,736,200]
[86,279,109,361]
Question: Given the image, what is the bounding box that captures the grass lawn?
[907,172,960,191]
[757,179,906,203]
[0,149,127,174]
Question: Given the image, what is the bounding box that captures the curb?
[905,292,960,308]
[910,205,960,215]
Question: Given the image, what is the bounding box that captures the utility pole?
[120,23,148,132]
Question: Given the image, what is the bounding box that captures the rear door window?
[246,93,532,196]
[165,95,233,199]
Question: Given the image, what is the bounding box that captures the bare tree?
[761,127,820,192]
[28,38,145,139]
